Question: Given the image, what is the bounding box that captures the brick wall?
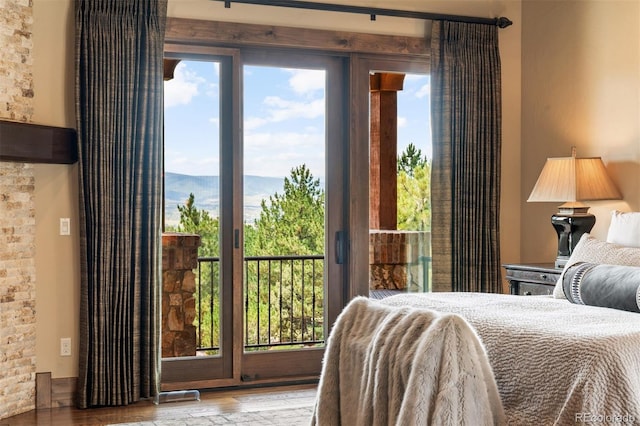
[0,0,37,420]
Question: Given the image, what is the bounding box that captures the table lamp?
[527,148,622,268]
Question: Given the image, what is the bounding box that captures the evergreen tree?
[398,142,427,177]
[175,193,219,256]
[253,164,324,255]
[170,167,326,352]
[247,165,325,347]
[397,144,431,231]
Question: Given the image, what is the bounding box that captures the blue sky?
[164,60,431,179]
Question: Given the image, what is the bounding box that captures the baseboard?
[36,373,77,409]
[35,372,52,409]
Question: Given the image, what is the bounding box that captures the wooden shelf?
[0,119,77,164]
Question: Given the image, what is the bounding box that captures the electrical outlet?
[60,218,71,236]
[60,338,71,356]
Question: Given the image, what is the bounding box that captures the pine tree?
[171,167,326,351]
[398,142,427,177]
[176,193,219,256]
[252,164,324,256]
[397,144,431,231]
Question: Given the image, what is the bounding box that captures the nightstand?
[502,263,563,296]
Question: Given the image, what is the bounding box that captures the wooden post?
[369,72,405,230]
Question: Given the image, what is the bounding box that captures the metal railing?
[195,254,432,353]
[195,255,325,353]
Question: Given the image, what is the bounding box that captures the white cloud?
[244,96,325,131]
[398,116,408,128]
[264,96,325,121]
[402,73,430,99]
[242,68,325,131]
[245,130,323,149]
[415,83,430,99]
[286,69,325,96]
[405,74,426,82]
[164,62,206,108]
[245,117,268,131]
[166,156,220,176]
[164,147,220,175]
[244,131,325,177]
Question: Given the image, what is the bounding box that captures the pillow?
[607,210,640,248]
[553,233,640,299]
[562,262,640,313]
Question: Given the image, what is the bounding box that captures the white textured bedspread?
[381,293,640,425]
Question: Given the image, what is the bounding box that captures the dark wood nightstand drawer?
[506,268,559,286]
[518,282,555,296]
[502,263,562,296]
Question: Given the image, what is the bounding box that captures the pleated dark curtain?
[75,0,167,408]
[430,21,502,293]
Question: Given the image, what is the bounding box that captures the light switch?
[60,218,71,236]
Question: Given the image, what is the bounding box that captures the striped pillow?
[553,234,640,299]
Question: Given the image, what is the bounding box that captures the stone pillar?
[161,233,201,358]
[369,72,405,230]
[369,230,431,292]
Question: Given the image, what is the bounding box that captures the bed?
[314,211,640,425]
[381,292,640,425]
[388,212,640,425]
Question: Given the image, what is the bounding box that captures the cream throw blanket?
[311,297,505,425]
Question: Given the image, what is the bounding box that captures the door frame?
[348,54,430,299]
[161,20,429,391]
[237,49,347,383]
[161,44,349,390]
[161,44,242,390]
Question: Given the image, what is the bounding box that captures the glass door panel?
[161,54,236,386]
[242,64,327,353]
[161,47,345,387]
[239,51,345,382]
[367,65,432,297]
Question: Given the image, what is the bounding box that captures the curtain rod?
[214,0,513,28]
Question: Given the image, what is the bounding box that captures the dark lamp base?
[551,213,596,268]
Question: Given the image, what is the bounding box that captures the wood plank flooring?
[1,384,317,426]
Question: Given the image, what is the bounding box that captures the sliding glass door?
[239,50,346,381]
[161,46,346,388]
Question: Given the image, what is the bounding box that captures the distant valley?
[165,172,285,227]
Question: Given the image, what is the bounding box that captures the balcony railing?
[195,253,431,353]
[196,255,325,354]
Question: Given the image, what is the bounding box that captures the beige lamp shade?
[528,149,622,266]
[527,154,621,213]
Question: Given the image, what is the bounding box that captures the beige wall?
[521,0,640,263]
[30,0,523,378]
[32,0,77,378]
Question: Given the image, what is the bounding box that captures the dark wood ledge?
[0,119,78,164]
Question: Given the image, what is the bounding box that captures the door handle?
[335,231,346,264]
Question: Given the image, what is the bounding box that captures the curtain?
[430,21,502,293]
[75,0,167,408]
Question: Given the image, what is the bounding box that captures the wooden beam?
[164,58,181,81]
[370,72,406,91]
[165,18,428,56]
[0,120,78,164]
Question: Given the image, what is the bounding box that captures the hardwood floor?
[1,384,317,426]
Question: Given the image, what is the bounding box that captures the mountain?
[165,172,285,226]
